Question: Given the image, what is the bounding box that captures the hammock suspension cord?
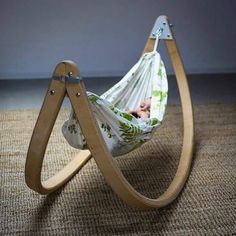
[152,27,163,52]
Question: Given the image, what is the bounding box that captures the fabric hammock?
[62,48,168,156]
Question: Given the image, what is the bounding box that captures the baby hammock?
[62,46,168,156]
[25,16,194,209]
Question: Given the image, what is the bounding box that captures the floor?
[0,74,236,110]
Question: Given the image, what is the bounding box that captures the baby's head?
[130,97,151,119]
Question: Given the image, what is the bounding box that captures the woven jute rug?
[0,104,235,235]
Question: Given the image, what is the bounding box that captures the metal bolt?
[76,92,80,97]
[50,90,55,95]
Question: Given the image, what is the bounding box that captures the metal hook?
[150,16,173,40]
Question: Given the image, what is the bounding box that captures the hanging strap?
[152,27,163,52]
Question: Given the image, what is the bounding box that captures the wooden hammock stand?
[25,15,194,209]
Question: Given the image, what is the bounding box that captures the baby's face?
[136,98,151,119]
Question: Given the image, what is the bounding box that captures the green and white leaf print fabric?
[62,51,168,156]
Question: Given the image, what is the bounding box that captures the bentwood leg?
[66,16,194,209]
[25,61,92,194]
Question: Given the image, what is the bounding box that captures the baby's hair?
[130,111,139,118]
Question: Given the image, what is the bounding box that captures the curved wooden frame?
[25,15,194,209]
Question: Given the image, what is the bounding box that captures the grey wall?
[0,0,236,79]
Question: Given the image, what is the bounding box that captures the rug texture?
[0,104,235,235]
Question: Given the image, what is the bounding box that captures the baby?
[128,97,151,119]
